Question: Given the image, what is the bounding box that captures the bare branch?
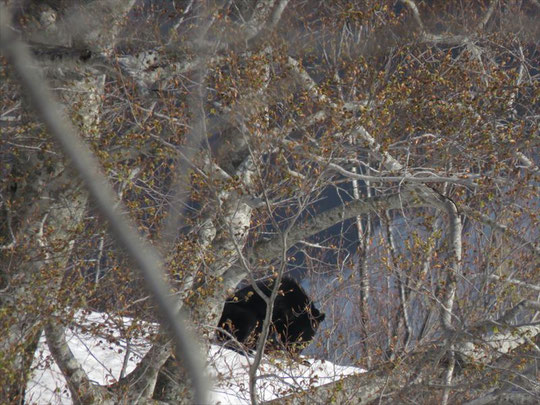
[286,56,336,107]
[417,190,462,331]
[441,347,455,405]
[268,0,290,30]
[246,1,291,46]
[347,122,538,264]
[263,345,439,404]
[401,0,425,32]
[265,322,540,405]
[245,0,278,40]
[478,0,499,31]
[457,324,540,364]
[515,151,540,174]
[44,321,106,404]
[460,206,540,257]
[457,300,540,363]
[314,154,477,187]
[464,391,540,405]
[383,211,413,355]
[488,275,540,292]
[57,0,138,53]
[250,191,422,263]
[496,300,540,323]
[0,11,208,403]
[114,339,173,400]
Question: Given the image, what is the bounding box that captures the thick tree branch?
[245,0,278,40]
[401,0,425,32]
[250,191,422,263]
[413,188,462,331]
[268,0,290,31]
[457,323,540,364]
[264,345,438,404]
[45,322,107,404]
[265,316,540,404]
[455,300,540,364]
[55,0,137,53]
[477,0,499,31]
[464,391,539,405]
[114,339,173,401]
[488,275,540,292]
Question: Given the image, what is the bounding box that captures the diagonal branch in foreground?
[0,11,208,404]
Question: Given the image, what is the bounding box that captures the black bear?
[217,277,325,353]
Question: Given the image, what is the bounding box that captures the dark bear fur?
[217,277,325,353]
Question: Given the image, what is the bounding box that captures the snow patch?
[26,311,362,404]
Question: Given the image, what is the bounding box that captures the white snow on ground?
[26,311,362,404]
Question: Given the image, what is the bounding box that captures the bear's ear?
[318,312,325,322]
